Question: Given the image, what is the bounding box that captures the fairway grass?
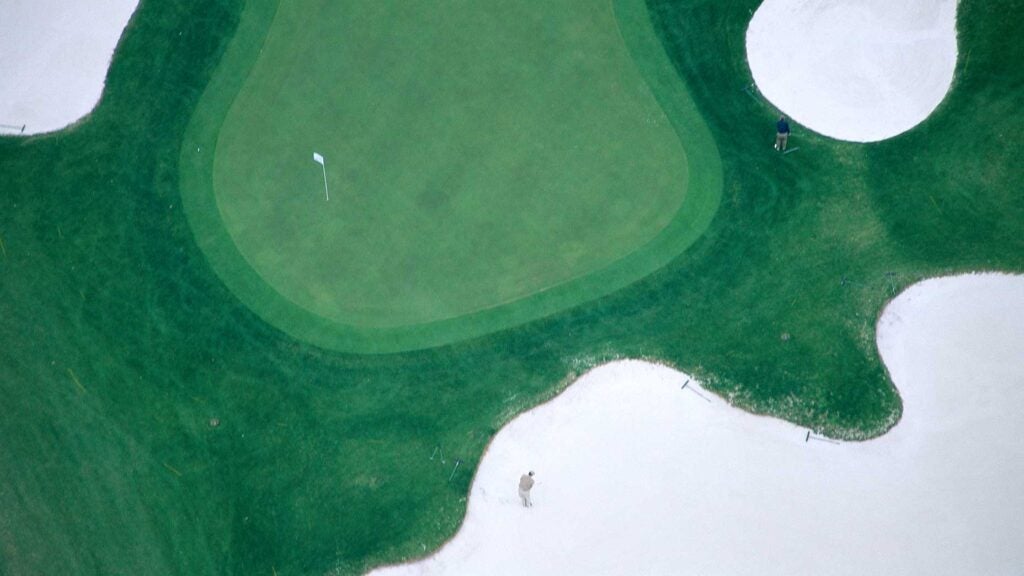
[181,0,721,353]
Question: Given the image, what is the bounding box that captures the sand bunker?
[370,273,1024,575]
[0,0,138,136]
[746,0,958,142]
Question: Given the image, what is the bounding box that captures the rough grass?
[0,0,1021,574]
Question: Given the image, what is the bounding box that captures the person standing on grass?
[775,115,791,151]
[518,471,535,508]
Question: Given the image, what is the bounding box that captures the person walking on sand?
[518,471,535,508]
[775,115,791,151]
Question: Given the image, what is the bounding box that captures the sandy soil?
[0,0,138,136]
[369,273,1024,575]
[746,0,958,142]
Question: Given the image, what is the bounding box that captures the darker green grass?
[1,0,1021,574]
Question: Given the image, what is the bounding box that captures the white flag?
[313,152,325,165]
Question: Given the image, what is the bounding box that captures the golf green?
[182,0,721,352]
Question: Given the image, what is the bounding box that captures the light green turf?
[182,0,722,352]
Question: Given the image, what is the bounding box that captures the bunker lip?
[0,0,138,137]
[369,273,1024,575]
[746,0,958,142]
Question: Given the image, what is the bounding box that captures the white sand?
[0,0,138,136]
[369,273,1024,575]
[746,0,958,142]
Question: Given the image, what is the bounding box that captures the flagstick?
[320,161,329,201]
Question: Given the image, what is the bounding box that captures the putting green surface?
[182,0,721,352]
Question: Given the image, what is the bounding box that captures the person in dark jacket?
[775,116,791,151]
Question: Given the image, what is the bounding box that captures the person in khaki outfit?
[518,471,535,508]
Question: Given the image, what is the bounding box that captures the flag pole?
[321,162,329,201]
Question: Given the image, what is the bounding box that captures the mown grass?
[0,0,1021,574]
